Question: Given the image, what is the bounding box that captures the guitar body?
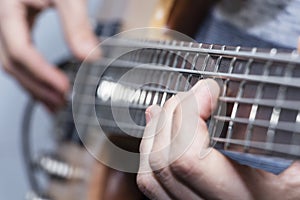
[24,1,300,200]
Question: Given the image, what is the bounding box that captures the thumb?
[54,0,100,60]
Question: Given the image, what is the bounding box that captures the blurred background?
[0,0,100,199]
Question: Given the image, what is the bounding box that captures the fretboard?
[71,38,300,160]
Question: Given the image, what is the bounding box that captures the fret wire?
[131,41,163,133]
[244,51,272,152]
[170,42,186,100]
[134,41,166,133]
[159,41,178,107]
[225,46,242,149]
[184,43,201,91]
[211,137,300,158]
[156,40,170,107]
[180,42,193,70]
[136,57,160,130]
[290,111,300,155]
[151,41,161,64]
[133,42,142,62]
[208,45,226,143]
[265,61,293,151]
[265,89,283,151]
[243,47,257,151]
[159,41,182,106]
[209,78,229,145]
[102,38,300,64]
[238,48,254,152]
[201,44,213,73]
[158,40,169,65]
[214,45,226,72]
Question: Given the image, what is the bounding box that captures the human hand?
[137,79,300,200]
[0,0,100,112]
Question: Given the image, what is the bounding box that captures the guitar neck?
[72,37,300,160]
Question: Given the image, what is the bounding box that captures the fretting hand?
[0,0,100,112]
[137,79,300,200]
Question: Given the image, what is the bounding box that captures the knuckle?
[170,153,195,177]
[136,174,155,197]
[7,46,24,61]
[149,153,167,171]
[163,97,179,113]
[153,167,172,183]
[173,104,183,118]
[172,104,183,131]
[2,64,13,74]
[136,173,148,189]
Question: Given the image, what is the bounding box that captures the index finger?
[53,0,101,60]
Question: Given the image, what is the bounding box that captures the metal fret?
[69,39,300,159]
[184,43,201,91]
[290,111,300,155]
[159,40,174,107]
[208,45,226,144]
[238,47,256,151]
[225,46,242,149]
[265,59,293,152]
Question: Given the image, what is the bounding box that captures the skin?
[0,0,100,112]
[137,79,300,200]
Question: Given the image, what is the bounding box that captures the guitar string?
[58,110,300,157]
[79,59,300,88]
[68,41,300,157]
[100,37,300,63]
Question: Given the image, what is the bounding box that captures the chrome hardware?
[25,191,50,200]
[37,155,85,180]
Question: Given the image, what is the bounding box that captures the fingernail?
[145,105,154,124]
[145,105,161,124]
[192,79,220,99]
[145,111,151,124]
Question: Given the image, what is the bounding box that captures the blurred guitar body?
[25,0,300,200]
[35,1,215,200]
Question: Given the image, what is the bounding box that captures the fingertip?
[70,36,101,61]
[189,79,221,119]
[145,105,161,124]
[192,79,220,100]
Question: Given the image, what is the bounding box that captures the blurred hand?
[137,79,300,200]
[0,0,100,112]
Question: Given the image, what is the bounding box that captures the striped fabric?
[213,0,300,49]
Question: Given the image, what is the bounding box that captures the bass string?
[68,40,300,157]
